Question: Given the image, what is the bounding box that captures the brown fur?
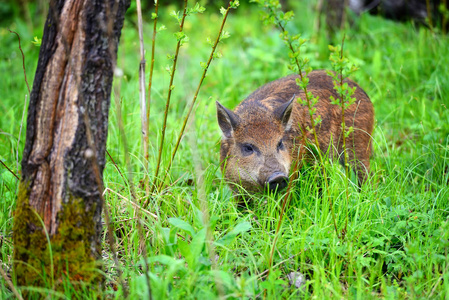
[217,70,374,193]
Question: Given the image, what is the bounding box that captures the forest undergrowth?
[1,1,448,298]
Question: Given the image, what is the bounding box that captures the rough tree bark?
[13,0,130,290]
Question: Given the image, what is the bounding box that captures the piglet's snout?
[266,172,288,193]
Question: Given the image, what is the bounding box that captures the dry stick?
[7,29,31,94]
[134,7,157,291]
[145,0,160,198]
[156,1,234,194]
[268,5,338,238]
[0,160,19,180]
[103,187,158,220]
[0,266,23,300]
[150,0,189,194]
[106,149,128,186]
[8,30,30,179]
[136,0,149,196]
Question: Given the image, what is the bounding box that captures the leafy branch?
[150,0,205,194]
[328,35,358,236]
[251,1,340,285]
[154,0,240,194]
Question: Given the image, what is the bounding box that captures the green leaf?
[168,218,195,236]
[147,254,181,265]
[31,36,42,47]
[190,228,207,259]
[177,239,192,266]
[231,0,240,8]
[206,37,214,46]
[209,270,235,289]
[220,31,231,41]
[216,221,251,246]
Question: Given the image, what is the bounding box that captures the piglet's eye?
[241,144,254,156]
[277,140,285,151]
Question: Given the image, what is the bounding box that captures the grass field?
[1,1,449,298]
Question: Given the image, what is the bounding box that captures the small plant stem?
[134,9,156,290]
[136,0,149,192]
[145,0,159,198]
[7,29,31,95]
[8,30,30,181]
[147,1,159,124]
[268,6,320,149]
[339,35,350,237]
[151,0,189,194]
[340,37,349,178]
[0,159,19,180]
[157,1,234,192]
[106,149,128,186]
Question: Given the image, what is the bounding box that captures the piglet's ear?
[216,101,240,139]
[274,95,295,131]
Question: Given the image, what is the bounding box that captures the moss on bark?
[13,181,101,291]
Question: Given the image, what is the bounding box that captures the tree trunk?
[13,0,130,291]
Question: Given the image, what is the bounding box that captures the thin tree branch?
[145,1,160,194]
[156,0,235,193]
[0,160,20,180]
[106,149,128,186]
[136,0,150,210]
[150,0,189,194]
[7,29,31,95]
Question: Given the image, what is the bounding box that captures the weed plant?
[1,0,449,298]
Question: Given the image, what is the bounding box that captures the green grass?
[1,1,449,298]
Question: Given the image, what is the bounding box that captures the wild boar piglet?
[217,70,374,194]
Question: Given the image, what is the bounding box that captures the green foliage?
[31,36,41,47]
[1,0,449,298]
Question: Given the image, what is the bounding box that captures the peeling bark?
[14,0,130,291]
